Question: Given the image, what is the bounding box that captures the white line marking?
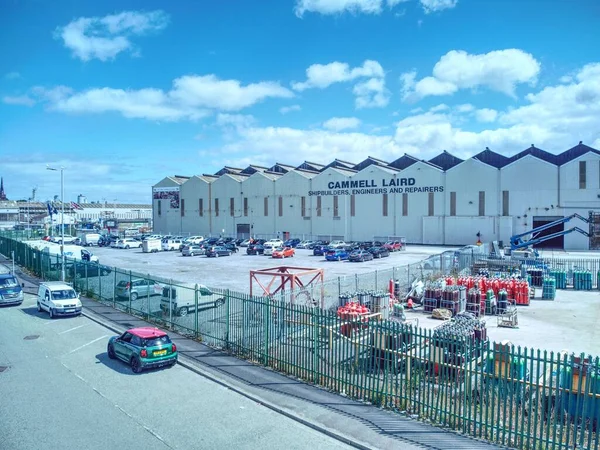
[68,335,108,354]
[59,324,87,334]
[44,319,62,325]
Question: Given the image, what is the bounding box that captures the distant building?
[0,177,7,201]
[77,194,87,204]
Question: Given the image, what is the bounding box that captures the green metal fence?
[1,233,599,449]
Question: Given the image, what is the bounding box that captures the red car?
[383,241,403,252]
[272,247,295,258]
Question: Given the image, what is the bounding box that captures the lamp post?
[47,166,65,282]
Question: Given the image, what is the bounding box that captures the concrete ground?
[405,288,600,356]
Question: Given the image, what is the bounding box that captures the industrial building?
[152,142,600,250]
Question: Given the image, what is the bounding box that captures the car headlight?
[76,301,82,307]
[54,303,64,308]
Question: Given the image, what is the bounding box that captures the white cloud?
[353,77,390,108]
[2,95,35,107]
[323,117,362,131]
[24,75,293,121]
[393,62,600,157]
[55,10,169,61]
[293,59,388,109]
[4,72,21,80]
[292,60,384,91]
[401,49,541,102]
[420,0,458,14]
[170,75,293,111]
[429,103,449,112]
[280,104,302,114]
[455,103,475,113]
[475,108,498,123]
[294,0,408,17]
[216,113,256,129]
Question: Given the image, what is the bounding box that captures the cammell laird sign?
[308,178,444,196]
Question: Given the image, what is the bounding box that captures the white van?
[143,239,162,253]
[81,233,100,246]
[43,245,99,264]
[162,239,183,251]
[160,283,224,317]
[37,281,82,318]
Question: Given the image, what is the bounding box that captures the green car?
[107,327,178,373]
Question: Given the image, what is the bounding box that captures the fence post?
[112,268,117,308]
[312,306,318,384]
[263,297,269,366]
[225,289,230,349]
[129,270,133,313]
[169,279,173,327]
[355,273,358,291]
[194,284,199,339]
[146,274,151,319]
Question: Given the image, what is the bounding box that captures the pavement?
[3,254,502,450]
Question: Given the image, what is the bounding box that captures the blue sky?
[1,0,600,203]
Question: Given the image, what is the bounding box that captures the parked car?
[67,261,112,279]
[115,238,142,249]
[367,246,390,258]
[325,249,349,261]
[349,250,374,262]
[182,244,205,256]
[246,244,265,255]
[185,236,205,245]
[263,239,284,249]
[162,239,184,251]
[107,327,178,373]
[0,273,23,306]
[160,284,224,317]
[263,245,276,256]
[313,245,329,256]
[272,247,295,258]
[115,279,163,301]
[283,238,301,248]
[239,239,251,247]
[296,240,315,249]
[383,241,403,252]
[37,281,82,318]
[328,240,347,249]
[206,246,232,257]
[222,242,239,253]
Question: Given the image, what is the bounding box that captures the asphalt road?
[0,294,351,450]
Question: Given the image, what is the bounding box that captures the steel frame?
[250,266,325,307]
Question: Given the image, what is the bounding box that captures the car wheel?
[189,252,194,257]
[337,256,341,261]
[125,245,130,249]
[216,253,219,258]
[49,307,54,319]
[107,344,116,360]
[131,356,142,374]
[75,272,82,279]
[101,269,109,276]
[37,301,42,312]
[215,298,225,307]
[177,307,188,317]
[130,292,138,301]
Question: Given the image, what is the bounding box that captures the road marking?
[59,324,87,334]
[68,335,108,354]
[44,319,62,325]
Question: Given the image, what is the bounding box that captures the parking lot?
[86,244,454,293]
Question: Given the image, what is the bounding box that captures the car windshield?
[52,289,77,300]
[0,277,18,287]
[117,281,128,287]
[142,335,171,347]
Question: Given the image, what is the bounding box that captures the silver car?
[182,244,205,256]
[115,279,162,301]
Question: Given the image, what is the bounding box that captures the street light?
[47,165,65,282]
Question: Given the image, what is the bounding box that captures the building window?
[382,193,388,217]
[428,192,434,216]
[181,199,185,217]
[402,193,408,216]
[301,196,306,217]
[317,196,322,217]
[158,200,161,216]
[350,194,355,217]
[450,192,456,216]
[502,191,509,216]
[278,196,283,217]
[333,196,339,217]
[264,197,268,216]
[199,198,203,217]
[230,198,234,217]
[243,197,248,216]
[580,161,587,189]
[478,191,485,216]
[215,198,219,217]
